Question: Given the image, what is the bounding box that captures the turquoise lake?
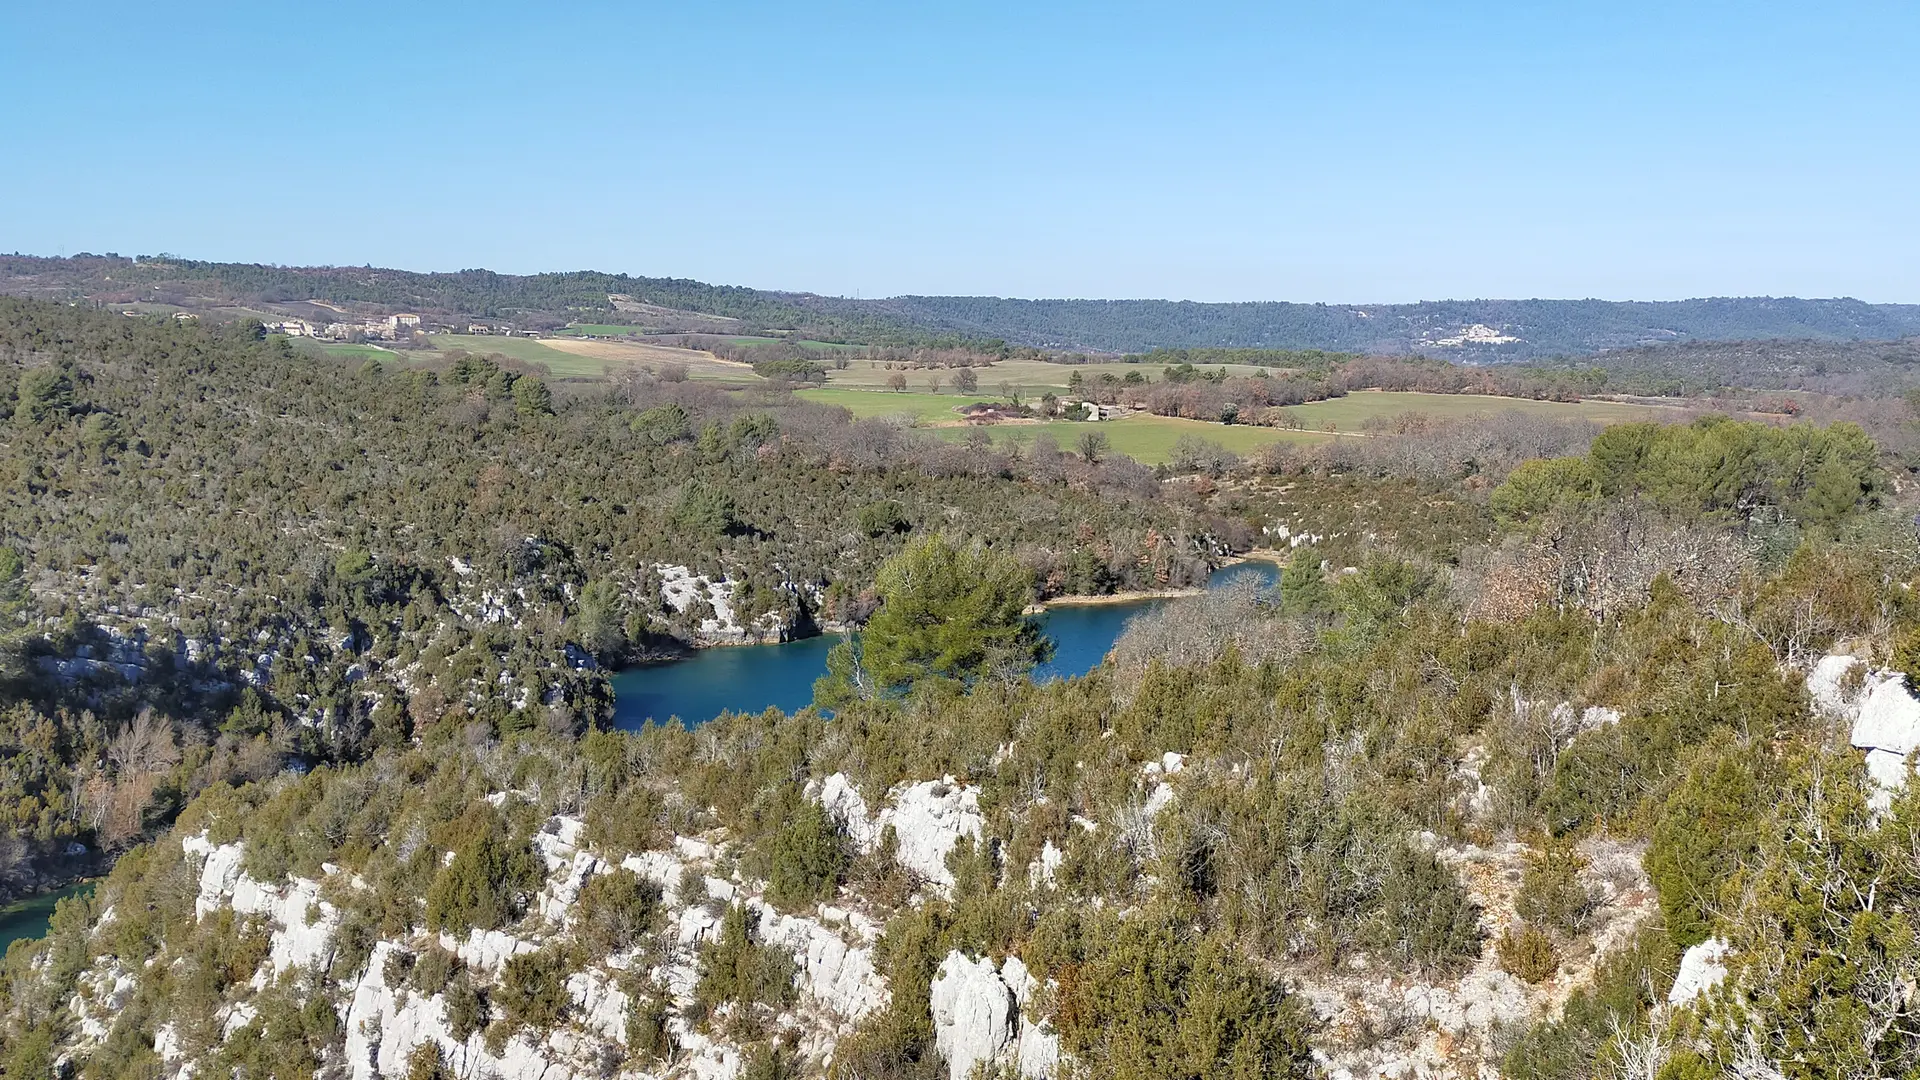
[0,881,93,954]
[610,560,1278,729]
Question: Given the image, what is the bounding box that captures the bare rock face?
[1809,654,1920,808]
[146,807,893,1080]
[654,563,792,644]
[816,773,985,890]
[886,780,985,888]
[818,772,881,850]
[1402,966,1533,1037]
[180,834,341,976]
[929,951,1058,1080]
[931,953,1016,1080]
[1667,938,1730,1006]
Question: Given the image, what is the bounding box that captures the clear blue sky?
[4,1,1915,302]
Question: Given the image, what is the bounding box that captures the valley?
[0,282,1915,1080]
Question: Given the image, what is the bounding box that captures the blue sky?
[3,1,1915,302]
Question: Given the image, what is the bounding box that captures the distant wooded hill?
[5,253,1918,359]
[870,295,1920,358]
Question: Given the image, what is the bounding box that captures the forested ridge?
[877,295,1920,357]
[0,256,937,344]
[1,294,1918,1080]
[8,254,1920,361]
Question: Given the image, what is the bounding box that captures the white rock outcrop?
[818,773,882,850]
[929,951,1057,1080]
[757,906,886,1022]
[1668,938,1730,1005]
[655,563,788,643]
[1808,654,1865,718]
[180,833,341,975]
[817,774,985,890]
[1403,966,1532,1036]
[1807,655,1920,807]
[146,804,897,1080]
[932,953,1015,1080]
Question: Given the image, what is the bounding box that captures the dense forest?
[8,254,1919,360]
[1,295,1918,1080]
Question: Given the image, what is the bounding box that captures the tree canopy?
[817,536,1050,705]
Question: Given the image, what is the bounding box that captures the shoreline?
[1026,551,1286,614]
[636,551,1291,654]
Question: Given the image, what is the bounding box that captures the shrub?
[444,970,489,1041]
[1497,923,1560,983]
[425,805,543,934]
[626,982,678,1063]
[575,868,662,956]
[693,903,797,1023]
[857,500,911,537]
[583,784,665,861]
[406,1042,448,1080]
[765,800,850,911]
[1515,841,1600,938]
[1645,739,1770,946]
[496,946,572,1033]
[331,910,377,982]
[1501,927,1680,1080]
[410,945,458,996]
[1365,843,1484,974]
[742,1040,800,1080]
[383,947,416,991]
[1053,911,1315,1080]
[674,483,739,535]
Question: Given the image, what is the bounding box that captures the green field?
[309,341,405,363]
[793,383,1667,466]
[931,415,1334,464]
[796,387,1328,464]
[796,387,991,421]
[558,324,648,337]
[425,334,612,377]
[720,335,865,352]
[820,358,1271,394]
[1281,390,1670,430]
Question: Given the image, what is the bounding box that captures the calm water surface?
[610,560,1277,729]
[0,881,94,954]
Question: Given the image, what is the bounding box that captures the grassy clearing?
[930,415,1334,465]
[558,323,649,337]
[426,334,588,371]
[311,342,404,363]
[1281,390,1670,430]
[821,358,1271,393]
[796,387,989,421]
[539,338,761,382]
[718,335,864,352]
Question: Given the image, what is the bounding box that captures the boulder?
[1852,674,1920,758]
[817,774,985,889]
[886,779,985,888]
[928,951,1059,1080]
[1668,938,1730,1005]
[931,952,1018,1080]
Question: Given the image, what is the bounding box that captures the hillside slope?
[6,254,1918,358]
